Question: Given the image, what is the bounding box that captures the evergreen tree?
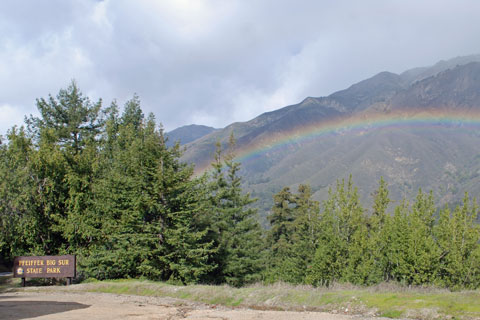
[289,184,320,283]
[19,81,105,256]
[435,194,480,288]
[306,185,340,286]
[266,184,320,284]
[208,135,263,286]
[407,190,440,285]
[85,102,215,282]
[339,177,369,284]
[383,201,410,283]
[364,177,391,284]
[385,190,439,285]
[306,178,364,285]
[264,186,296,282]
[0,128,38,261]
[27,80,103,154]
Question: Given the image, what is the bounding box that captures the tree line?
[265,178,480,289]
[1,83,480,289]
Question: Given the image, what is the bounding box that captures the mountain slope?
[166,124,217,147]
[182,56,480,216]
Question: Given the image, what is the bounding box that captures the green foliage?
[264,187,296,282]
[265,184,320,284]
[0,83,215,284]
[0,128,35,261]
[282,177,480,289]
[206,135,264,287]
[82,102,216,283]
[435,194,480,288]
[306,177,367,286]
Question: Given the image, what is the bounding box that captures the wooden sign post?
[13,255,76,286]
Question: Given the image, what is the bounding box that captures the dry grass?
[4,278,480,319]
[70,280,480,319]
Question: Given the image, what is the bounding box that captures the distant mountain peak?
[166,124,217,147]
[400,53,480,84]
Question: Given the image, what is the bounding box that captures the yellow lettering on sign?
[26,268,43,274]
[22,260,43,266]
[58,260,69,266]
[34,260,44,266]
[47,260,56,266]
[47,267,60,274]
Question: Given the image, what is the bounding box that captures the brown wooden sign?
[13,255,76,279]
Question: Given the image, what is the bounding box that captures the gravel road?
[0,291,384,320]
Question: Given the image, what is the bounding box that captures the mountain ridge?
[166,124,217,147]
[180,55,480,216]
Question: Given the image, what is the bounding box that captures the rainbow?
[195,107,480,172]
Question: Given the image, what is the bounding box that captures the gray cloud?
[1,0,480,134]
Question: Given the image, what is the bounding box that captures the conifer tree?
[306,178,364,285]
[85,101,215,282]
[208,134,263,286]
[383,201,410,283]
[435,194,480,288]
[364,177,391,284]
[407,190,440,284]
[28,81,103,153]
[289,184,320,283]
[0,128,39,261]
[306,185,340,286]
[21,81,106,256]
[265,184,321,284]
[23,126,69,256]
[339,177,369,284]
[265,186,296,283]
[384,190,439,285]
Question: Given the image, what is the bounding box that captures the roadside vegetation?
[3,277,480,319]
[58,280,480,319]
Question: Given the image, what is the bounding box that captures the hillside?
[181,56,480,215]
[166,124,217,147]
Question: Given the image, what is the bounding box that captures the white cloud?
[1,0,480,134]
[0,104,29,133]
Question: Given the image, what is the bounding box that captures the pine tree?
[208,134,263,286]
[264,186,296,283]
[20,81,106,256]
[27,80,103,154]
[435,194,480,288]
[0,128,38,261]
[306,186,339,286]
[265,184,321,284]
[407,190,440,285]
[385,190,440,285]
[22,126,69,256]
[339,177,369,284]
[85,102,215,282]
[289,184,320,283]
[306,178,364,285]
[363,177,391,284]
[383,201,410,283]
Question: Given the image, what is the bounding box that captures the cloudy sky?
[1,0,480,134]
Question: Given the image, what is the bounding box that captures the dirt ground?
[0,290,385,320]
